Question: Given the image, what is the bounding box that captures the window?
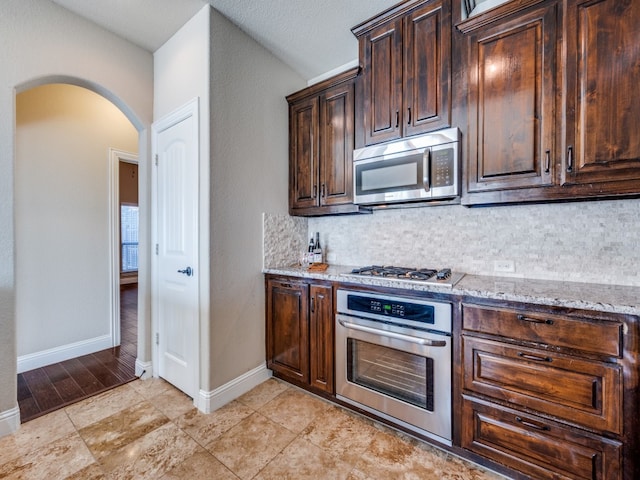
[121,205,138,273]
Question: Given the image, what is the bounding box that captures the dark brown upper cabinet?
[287,68,365,216]
[562,0,640,189]
[463,2,558,196]
[353,0,451,148]
[458,0,640,205]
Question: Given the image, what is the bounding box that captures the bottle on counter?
[313,232,323,264]
[306,237,315,265]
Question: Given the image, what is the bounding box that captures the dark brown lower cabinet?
[266,275,334,394]
[462,396,622,480]
[459,302,639,479]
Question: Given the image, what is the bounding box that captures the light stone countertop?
[264,264,640,316]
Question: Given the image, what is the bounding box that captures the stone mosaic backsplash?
[262,212,307,269]
[264,198,640,287]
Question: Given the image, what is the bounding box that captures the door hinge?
[155,154,158,166]
[155,244,159,255]
[155,332,159,345]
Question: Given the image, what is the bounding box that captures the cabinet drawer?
[462,304,623,357]
[462,396,622,480]
[463,336,622,434]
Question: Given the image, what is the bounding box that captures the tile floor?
[0,377,510,479]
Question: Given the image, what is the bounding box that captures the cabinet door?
[466,3,558,193]
[403,0,450,137]
[289,96,319,210]
[361,18,403,145]
[319,81,354,207]
[563,0,640,187]
[309,284,334,393]
[266,279,310,384]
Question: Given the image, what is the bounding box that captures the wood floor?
[17,284,138,423]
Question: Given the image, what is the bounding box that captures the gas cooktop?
[341,265,465,288]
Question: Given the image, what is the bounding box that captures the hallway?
[17,284,138,423]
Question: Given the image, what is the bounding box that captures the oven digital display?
[347,295,435,325]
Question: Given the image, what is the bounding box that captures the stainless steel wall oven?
[336,289,452,445]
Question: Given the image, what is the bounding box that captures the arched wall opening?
[15,83,138,371]
[0,76,151,436]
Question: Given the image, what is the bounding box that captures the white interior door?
[152,99,199,398]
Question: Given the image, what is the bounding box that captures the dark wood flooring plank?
[62,357,106,395]
[22,368,64,411]
[17,374,32,402]
[78,354,122,388]
[18,397,41,420]
[52,376,85,402]
[43,362,70,383]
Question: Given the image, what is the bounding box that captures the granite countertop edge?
[263,265,640,316]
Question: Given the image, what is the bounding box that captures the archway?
[13,78,149,422]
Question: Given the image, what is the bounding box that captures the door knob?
[177,266,193,276]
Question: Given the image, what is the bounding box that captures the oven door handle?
[338,319,447,347]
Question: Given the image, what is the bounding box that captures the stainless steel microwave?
[353,127,460,206]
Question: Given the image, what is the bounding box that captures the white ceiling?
[50,0,401,81]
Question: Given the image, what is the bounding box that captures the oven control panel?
[337,289,452,334]
[349,296,435,324]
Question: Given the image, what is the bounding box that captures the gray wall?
[209,9,305,389]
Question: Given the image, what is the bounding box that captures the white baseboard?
[0,405,21,438]
[17,334,113,373]
[135,359,152,379]
[196,363,272,414]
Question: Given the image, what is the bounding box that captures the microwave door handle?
[423,149,431,192]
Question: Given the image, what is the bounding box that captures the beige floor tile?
[63,462,106,479]
[301,405,379,466]
[160,448,239,479]
[353,428,447,479]
[128,377,175,399]
[206,412,296,480]
[254,436,353,480]
[147,386,195,420]
[0,409,76,464]
[441,453,509,480]
[236,378,290,410]
[99,422,200,479]
[346,468,372,480]
[0,432,95,479]
[65,383,144,429]
[174,400,254,446]
[79,400,169,460]
[259,387,331,433]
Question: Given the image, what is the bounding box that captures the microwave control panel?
[431,148,454,187]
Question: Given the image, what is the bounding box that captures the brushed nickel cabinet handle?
[517,352,552,362]
[516,416,550,431]
[566,145,573,172]
[517,314,554,325]
[544,150,551,173]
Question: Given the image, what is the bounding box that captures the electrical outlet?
[494,260,515,273]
